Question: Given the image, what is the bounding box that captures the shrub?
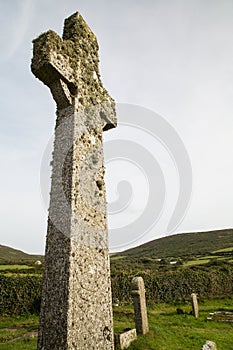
[0,275,42,315]
[1,265,233,315]
[111,267,233,304]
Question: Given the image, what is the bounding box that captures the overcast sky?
[0,0,233,254]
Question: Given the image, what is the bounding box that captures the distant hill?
[0,244,44,264]
[2,229,233,264]
[119,229,233,259]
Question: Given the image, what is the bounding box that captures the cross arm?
[31,12,117,129]
[31,30,77,95]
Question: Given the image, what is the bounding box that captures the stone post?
[131,277,149,334]
[31,12,117,350]
[191,293,199,318]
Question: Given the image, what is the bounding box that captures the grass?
[3,273,40,277]
[0,265,32,271]
[0,338,37,350]
[212,247,233,253]
[0,314,38,350]
[183,259,210,267]
[198,256,221,260]
[183,253,233,267]
[114,299,233,350]
[0,245,43,266]
[120,229,233,259]
[110,255,126,261]
[1,299,233,349]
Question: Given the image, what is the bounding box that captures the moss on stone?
[31,13,112,108]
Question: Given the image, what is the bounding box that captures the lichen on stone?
[31,12,113,108]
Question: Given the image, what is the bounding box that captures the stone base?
[114,329,137,349]
[202,340,217,350]
[207,311,233,322]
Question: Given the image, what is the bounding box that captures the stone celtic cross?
[31,12,117,349]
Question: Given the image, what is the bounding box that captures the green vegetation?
[119,229,233,259]
[2,264,233,315]
[0,275,41,315]
[119,299,233,350]
[0,231,233,348]
[112,265,233,304]
[0,245,43,265]
[1,229,233,268]
[1,230,233,316]
[1,299,233,349]
[0,265,32,271]
[184,259,210,267]
[110,229,233,273]
[0,314,38,350]
[213,247,233,253]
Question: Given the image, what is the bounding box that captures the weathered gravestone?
[202,340,217,350]
[31,12,117,350]
[191,293,199,318]
[131,277,149,335]
[114,329,137,350]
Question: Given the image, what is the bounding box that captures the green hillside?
[2,228,233,265]
[0,244,43,264]
[119,229,233,259]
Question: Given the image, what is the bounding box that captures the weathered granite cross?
[31,13,117,350]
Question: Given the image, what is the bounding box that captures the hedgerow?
[1,266,233,315]
[0,275,42,315]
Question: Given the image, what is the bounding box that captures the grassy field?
[1,298,233,349]
[183,259,210,267]
[0,245,43,265]
[120,229,233,259]
[115,299,233,350]
[0,265,32,271]
[212,247,233,253]
[0,314,38,350]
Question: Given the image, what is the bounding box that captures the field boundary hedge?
[111,268,233,303]
[1,267,233,315]
[0,275,42,315]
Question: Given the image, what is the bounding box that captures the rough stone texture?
[202,340,217,350]
[31,12,117,350]
[191,293,199,318]
[207,311,233,322]
[131,277,149,335]
[114,329,137,349]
